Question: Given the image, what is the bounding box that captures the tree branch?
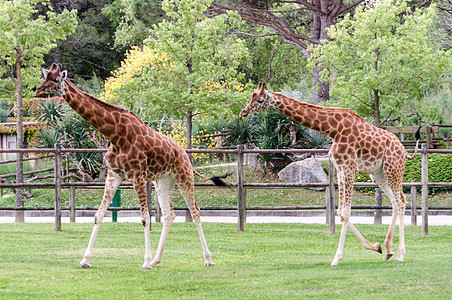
[265,38,283,83]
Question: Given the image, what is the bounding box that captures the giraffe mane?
[269,91,366,122]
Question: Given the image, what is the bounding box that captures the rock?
[278,158,328,190]
[246,153,263,173]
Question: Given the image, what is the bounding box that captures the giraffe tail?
[406,126,421,160]
[193,170,234,187]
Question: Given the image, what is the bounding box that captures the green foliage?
[224,117,256,146]
[103,0,164,47]
[0,109,9,123]
[131,0,249,118]
[240,33,310,91]
[309,0,452,126]
[43,0,124,81]
[404,154,452,192]
[302,131,331,149]
[420,85,452,128]
[37,99,65,126]
[0,0,77,98]
[37,127,62,148]
[353,153,452,193]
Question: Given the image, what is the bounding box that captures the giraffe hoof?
[141,265,154,270]
[331,258,341,266]
[374,243,382,254]
[386,253,394,260]
[205,261,215,267]
[395,258,403,263]
[78,263,91,268]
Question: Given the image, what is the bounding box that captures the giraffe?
[35,63,215,269]
[240,83,419,266]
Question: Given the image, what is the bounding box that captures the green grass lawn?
[0,223,450,299]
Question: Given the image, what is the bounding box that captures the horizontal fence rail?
[0,146,451,234]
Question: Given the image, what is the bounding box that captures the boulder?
[278,158,327,190]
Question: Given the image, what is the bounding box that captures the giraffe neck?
[62,79,137,143]
[268,91,362,139]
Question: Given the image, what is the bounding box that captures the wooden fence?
[0,145,451,236]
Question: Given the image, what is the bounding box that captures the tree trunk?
[311,7,332,104]
[373,89,381,127]
[15,60,24,222]
[185,110,193,162]
[312,63,330,104]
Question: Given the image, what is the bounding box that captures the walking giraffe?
[35,63,215,269]
[240,83,419,266]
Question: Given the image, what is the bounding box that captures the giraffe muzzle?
[239,109,248,117]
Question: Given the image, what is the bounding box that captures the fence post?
[326,159,336,234]
[374,188,382,225]
[54,144,62,231]
[421,144,429,236]
[146,181,153,229]
[69,181,76,223]
[237,144,246,231]
[410,180,417,226]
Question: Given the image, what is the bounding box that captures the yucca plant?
[36,102,106,181]
[223,117,257,147]
[36,127,62,148]
[37,99,64,126]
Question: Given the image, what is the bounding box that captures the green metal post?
[111,189,121,222]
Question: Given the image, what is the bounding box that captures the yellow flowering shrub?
[156,118,218,165]
[101,46,169,104]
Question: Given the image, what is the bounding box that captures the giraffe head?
[35,63,67,97]
[239,83,273,117]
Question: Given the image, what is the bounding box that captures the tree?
[0,0,77,221]
[310,0,452,126]
[43,0,125,81]
[103,0,251,149]
[102,0,165,48]
[209,0,365,104]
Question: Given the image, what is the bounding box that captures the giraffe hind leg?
[178,178,214,266]
[79,170,122,268]
[130,177,153,269]
[371,170,398,259]
[146,175,176,269]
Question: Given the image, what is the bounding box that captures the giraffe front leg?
[330,166,356,266]
[395,213,405,262]
[331,219,348,266]
[79,171,122,268]
[395,192,407,262]
[141,214,153,269]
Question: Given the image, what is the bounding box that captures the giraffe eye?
[256,99,264,104]
[52,79,59,83]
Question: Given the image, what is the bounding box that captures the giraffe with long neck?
[35,63,215,269]
[240,83,419,266]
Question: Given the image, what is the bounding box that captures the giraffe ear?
[42,68,49,78]
[59,70,68,81]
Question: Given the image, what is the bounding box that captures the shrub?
[404,153,452,192]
